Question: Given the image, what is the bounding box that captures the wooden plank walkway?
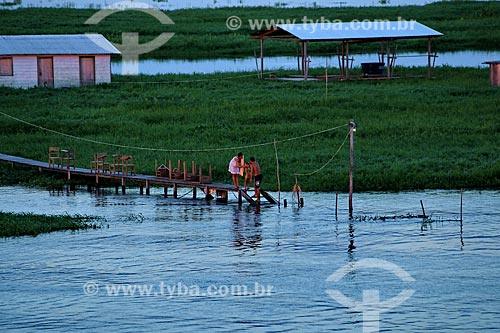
[0,153,277,205]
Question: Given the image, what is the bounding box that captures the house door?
[37,57,54,88]
[80,57,95,86]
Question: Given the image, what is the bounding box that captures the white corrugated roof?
[271,21,442,41]
[0,34,121,55]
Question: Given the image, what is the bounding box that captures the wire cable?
[0,110,349,153]
[295,129,350,177]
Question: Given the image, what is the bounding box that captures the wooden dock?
[0,153,277,206]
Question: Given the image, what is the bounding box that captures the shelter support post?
[302,41,308,80]
[260,39,265,79]
[341,41,345,79]
[387,40,391,79]
[380,41,385,63]
[427,38,431,79]
[345,42,350,80]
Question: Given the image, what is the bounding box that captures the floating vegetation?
[0,211,104,237]
[123,213,145,223]
[353,213,457,223]
[354,213,424,221]
[95,202,138,207]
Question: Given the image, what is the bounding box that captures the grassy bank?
[0,2,499,58]
[0,211,102,237]
[0,67,499,192]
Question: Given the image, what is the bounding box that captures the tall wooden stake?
[460,189,463,223]
[335,192,338,221]
[274,139,281,208]
[349,120,356,218]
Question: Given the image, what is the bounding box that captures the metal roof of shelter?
[0,34,121,56]
[252,20,443,80]
[258,21,443,42]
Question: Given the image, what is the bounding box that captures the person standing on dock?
[248,157,262,201]
[228,152,243,189]
[243,161,253,191]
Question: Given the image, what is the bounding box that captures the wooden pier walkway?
[0,153,277,206]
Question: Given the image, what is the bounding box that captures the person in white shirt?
[228,152,243,189]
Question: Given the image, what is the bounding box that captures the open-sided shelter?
[0,34,120,88]
[252,21,443,80]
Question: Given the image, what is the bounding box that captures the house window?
[0,57,13,76]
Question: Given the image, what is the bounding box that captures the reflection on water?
[232,206,263,252]
[112,51,500,75]
[0,187,499,332]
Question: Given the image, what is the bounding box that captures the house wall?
[0,54,112,89]
[53,56,80,88]
[95,55,112,84]
[0,56,38,88]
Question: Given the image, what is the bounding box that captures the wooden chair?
[110,154,136,175]
[90,153,109,173]
[61,149,75,169]
[109,154,123,175]
[121,155,136,175]
[48,147,62,168]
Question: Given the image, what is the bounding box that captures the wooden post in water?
[274,139,281,208]
[460,189,464,247]
[173,184,178,199]
[460,189,463,223]
[335,192,338,221]
[420,200,426,218]
[146,180,150,196]
[349,120,356,218]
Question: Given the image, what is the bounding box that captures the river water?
[111,51,500,75]
[0,186,499,332]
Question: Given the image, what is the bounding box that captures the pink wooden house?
[0,34,120,89]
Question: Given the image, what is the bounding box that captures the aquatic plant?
[0,212,103,237]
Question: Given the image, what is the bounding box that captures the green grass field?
[1,67,498,192]
[0,2,499,192]
[0,1,499,59]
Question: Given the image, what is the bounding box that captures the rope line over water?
[0,111,349,153]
